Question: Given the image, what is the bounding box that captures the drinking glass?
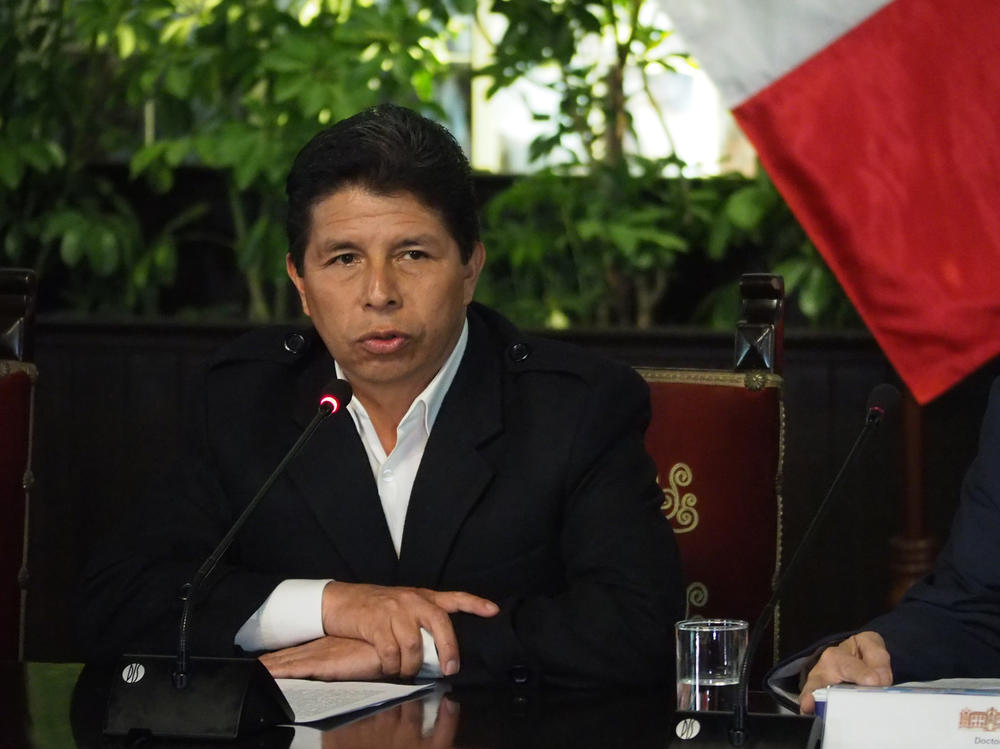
[675,618,748,712]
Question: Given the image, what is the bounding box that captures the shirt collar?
[335,318,469,436]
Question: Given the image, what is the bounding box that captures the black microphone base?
[104,654,294,740]
[668,710,821,748]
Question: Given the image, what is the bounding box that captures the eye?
[329,252,359,266]
[401,249,428,261]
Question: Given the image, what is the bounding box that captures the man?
[78,103,684,687]
[775,376,1000,713]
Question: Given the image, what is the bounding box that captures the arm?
[448,365,685,687]
[76,404,288,660]
[774,377,1000,711]
[867,378,1000,683]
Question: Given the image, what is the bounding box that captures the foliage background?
[0,0,856,328]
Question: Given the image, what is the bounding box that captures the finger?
[799,690,817,715]
[371,628,403,677]
[835,639,891,686]
[390,617,425,678]
[853,632,893,683]
[260,644,315,679]
[430,695,460,748]
[801,643,885,699]
[421,608,461,676]
[423,590,499,617]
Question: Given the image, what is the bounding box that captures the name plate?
[823,681,1000,749]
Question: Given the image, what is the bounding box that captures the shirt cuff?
[418,627,443,679]
[234,579,331,652]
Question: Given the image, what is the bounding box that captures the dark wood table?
[5,662,810,748]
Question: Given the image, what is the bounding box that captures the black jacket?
[78,303,684,687]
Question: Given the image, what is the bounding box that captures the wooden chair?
[637,274,785,661]
[1,268,37,661]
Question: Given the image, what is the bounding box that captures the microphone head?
[318,378,353,415]
[866,383,901,425]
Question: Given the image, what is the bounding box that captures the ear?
[462,242,486,305]
[286,254,311,318]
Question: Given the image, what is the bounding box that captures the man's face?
[287,186,484,404]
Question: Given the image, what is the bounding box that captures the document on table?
[276,679,435,723]
[821,678,1000,749]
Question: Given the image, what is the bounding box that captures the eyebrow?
[315,234,441,254]
[316,239,360,255]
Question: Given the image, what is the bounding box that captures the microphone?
[866,383,901,426]
[672,383,900,748]
[104,377,352,741]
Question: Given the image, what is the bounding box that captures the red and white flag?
[664,0,1000,403]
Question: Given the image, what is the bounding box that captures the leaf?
[411,67,434,100]
[130,142,166,178]
[19,141,57,172]
[0,146,24,189]
[165,138,190,167]
[575,218,603,242]
[772,257,809,291]
[799,265,835,320]
[725,185,774,231]
[707,212,733,260]
[60,228,84,267]
[152,237,178,280]
[88,227,120,277]
[44,141,66,169]
[164,64,193,99]
[40,209,84,243]
[273,73,308,103]
[607,223,639,255]
[116,24,137,58]
[4,227,23,261]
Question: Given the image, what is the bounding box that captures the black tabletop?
[5,662,811,749]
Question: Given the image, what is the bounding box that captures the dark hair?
[285,103,480,273]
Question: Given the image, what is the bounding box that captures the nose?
[363,259,400,310]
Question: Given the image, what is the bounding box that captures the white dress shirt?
[235,321,469,676]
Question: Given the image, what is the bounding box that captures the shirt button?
[381,468,394,480]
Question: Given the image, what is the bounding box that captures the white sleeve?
[417,628,443,678]
[235,578,447,678]
[234,579,331,652]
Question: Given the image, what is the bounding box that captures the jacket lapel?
[395,314,504,587]
[286,355,398,585]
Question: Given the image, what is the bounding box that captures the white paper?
[897,678,1000,691]
[276,679,435,723]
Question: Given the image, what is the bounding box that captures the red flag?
[666,0,1000,403]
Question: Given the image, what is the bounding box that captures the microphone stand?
[669,385,898,748]
[175,398,339,687]
[105,378,351,741]
[728,403,889,746]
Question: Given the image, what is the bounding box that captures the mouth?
[358,330,409,354]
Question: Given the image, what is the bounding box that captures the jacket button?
[508,665,532,685]
[508,342,530,362]
[284,332,307,354]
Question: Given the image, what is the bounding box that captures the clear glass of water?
[675,618,748,712]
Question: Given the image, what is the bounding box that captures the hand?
[260,635,383,681]
[321,694,459,749]
[799,631,893,714]
[321,582,499,678]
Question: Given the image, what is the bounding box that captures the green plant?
[1,0,467,318]
[475,0,856,330]
[695,167,858,328]
[480,156,717,328]
[0,0,188,313]
[475,0,703,328]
